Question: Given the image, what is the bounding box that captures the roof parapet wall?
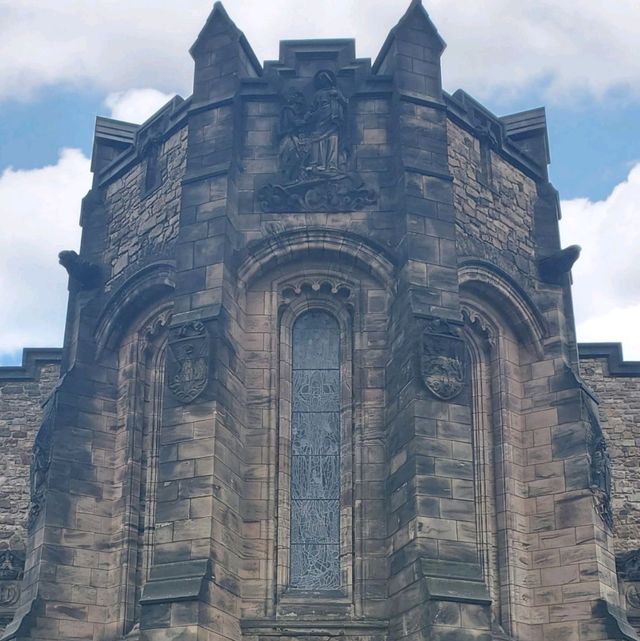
[579,342,640,377]
[0,348,63,382]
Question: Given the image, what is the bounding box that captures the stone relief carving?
[27,389,58,530]
[0,551,24,582]
[586,405,614,530]
[260,221,285,236]
[626,584,640,611]
[615,550,640,614]
[257,70,377,213]
[0,583,19,608]
[166,321,209,403]
[0,550,23,618]
[420,318,467,401]
[617,550,640,582]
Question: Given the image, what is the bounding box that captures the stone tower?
[2,2,638,641]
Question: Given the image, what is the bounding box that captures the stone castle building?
[1,2,640,640]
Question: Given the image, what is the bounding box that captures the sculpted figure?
[305,70,347,173]
[259,71,377,212]
[278,89,308,182]
[591,435,612,497]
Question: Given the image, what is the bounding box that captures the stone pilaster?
[139,4,260,641]
[376,3,492,641]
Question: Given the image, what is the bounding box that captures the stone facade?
[579,345,640,552]
[1,2,640,641]
[578,345,640,631]
[0,350,62,629]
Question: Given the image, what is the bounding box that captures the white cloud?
[577,306,640,361]
[560,163,640,359]
[0,0,639,104]
[105,88,176,124]
[0,149,91,358]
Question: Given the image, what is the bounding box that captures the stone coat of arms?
[167,321,209,403]
[420,319,466,401]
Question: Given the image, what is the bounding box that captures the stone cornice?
[0,348,62,382]
[579,343,640,378]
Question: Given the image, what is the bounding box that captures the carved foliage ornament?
[257,69,377,213]
[461,305,497,348]
[420,318,467,401]
[140,309,173,356]
[167,321,209,403]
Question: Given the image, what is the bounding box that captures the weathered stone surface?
[104,126,187,288]
[0,355,60,549]
[580,349,640,551]
[1,3,639,641]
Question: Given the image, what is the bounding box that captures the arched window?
[290,310,341,590]
[114,307,170,634]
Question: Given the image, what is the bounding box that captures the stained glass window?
[290,311,341,590]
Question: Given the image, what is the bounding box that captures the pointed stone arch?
[94,261,175,359]
[459,258,547,358]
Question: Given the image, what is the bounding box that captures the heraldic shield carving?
[167,321,209,404]
[420,318,467,401]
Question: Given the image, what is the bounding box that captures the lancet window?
[289,310,341,590]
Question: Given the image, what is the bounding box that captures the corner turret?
[190,1,262,102]
[373,0,445,100]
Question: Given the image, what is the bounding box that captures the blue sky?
[1,0,639,365]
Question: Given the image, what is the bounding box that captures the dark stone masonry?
[1,2,640,640]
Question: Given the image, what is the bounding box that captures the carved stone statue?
[591,435,612,498]
[305,70,347,174]
[257,70,376,213]
[278,89,308,183]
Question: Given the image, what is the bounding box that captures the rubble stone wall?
[0,354,61,550]
[580,352,640,552]
[104,126,187,289]
[448,120,538,287]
